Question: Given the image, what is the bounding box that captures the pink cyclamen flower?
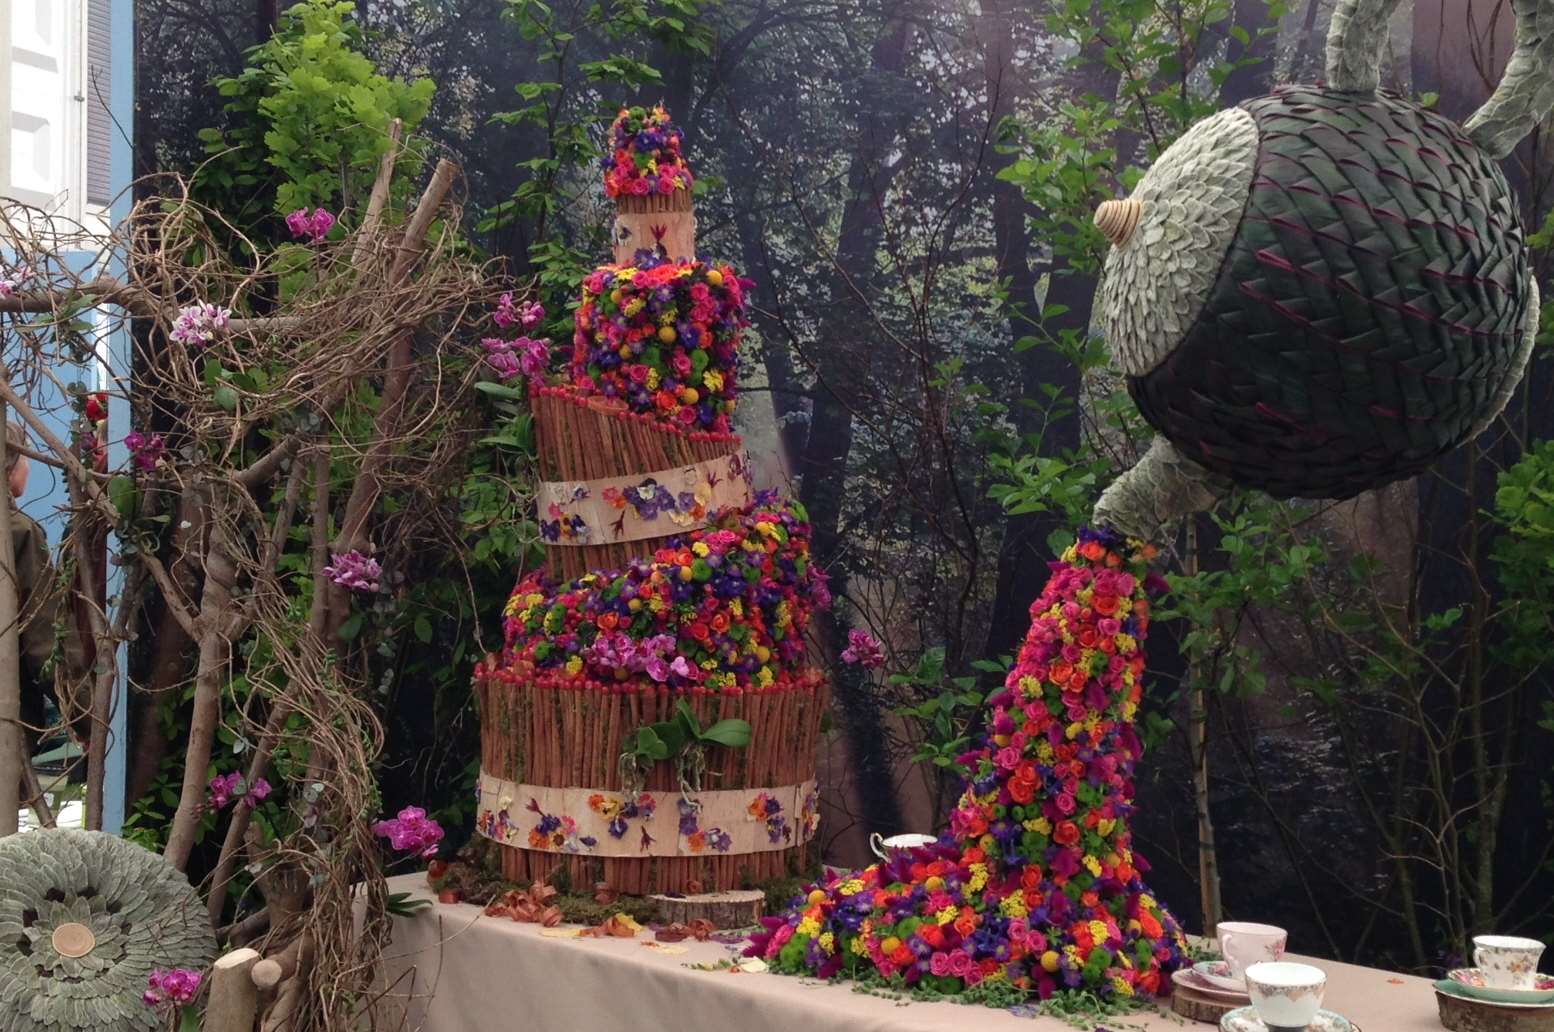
[372,805,444,857]
[144,967,203,1009]
[840,628,885,669]
[170,303,231,347]
[123,430,166,473]
[323,550,381,593]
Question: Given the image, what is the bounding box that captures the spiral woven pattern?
[0,830,215,1031]
[1128,86,1532,499]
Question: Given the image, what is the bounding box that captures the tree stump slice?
[1437,990,1554,1032]
[1170,981,1237,1024]
[649,889,765,929]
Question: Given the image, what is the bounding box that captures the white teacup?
[1246,961,1326,1030]
[1218,921,1289,982]
[1474,934,1545,990]
[868,832,936,859]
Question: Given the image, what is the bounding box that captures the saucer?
[1445,968,1554,1004]
[1196,959,1248,992]
[1220,1006,1354,1032]
[1436,978,1554,1010]
[1173,966,1251,1002]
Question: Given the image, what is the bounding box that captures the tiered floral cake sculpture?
[476,106,830,896]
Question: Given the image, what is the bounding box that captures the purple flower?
[840,628,885,669]
[0,260,32,298]
[494,292,545,330]
[486,350,522,381]
[308,208,336,241]
[286,207,336,243]
[373,805,445,857]
[208,771,241,809]
[516,336,550,380]
[323,550,381,593]
[669,655,693,679]
[124,430,166,473]
[144,967,203,1009]
[170,303,231,347]
[246,777,271,808]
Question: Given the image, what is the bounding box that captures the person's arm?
[12,515,88,744]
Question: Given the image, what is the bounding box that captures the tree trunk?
[0,394,21,837]
[793,14,916,837]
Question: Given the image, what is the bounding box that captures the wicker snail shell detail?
[1092,0,1547,539]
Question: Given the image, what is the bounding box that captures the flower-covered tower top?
[602,105,695,201]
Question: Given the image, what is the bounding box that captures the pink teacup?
[1217,921,1288,983]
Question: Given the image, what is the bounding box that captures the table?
[375,874,1442,1031]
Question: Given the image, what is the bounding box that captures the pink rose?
[949,951,974,977]
[1057,792,1077,815]
[930,952,953,977]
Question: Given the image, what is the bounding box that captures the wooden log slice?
[1437,989,1554,1032]
[649,889,765,929]
[1171,981,1238,1024]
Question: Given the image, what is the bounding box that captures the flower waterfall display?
[750,530,1188,999]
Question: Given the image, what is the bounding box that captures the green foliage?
[196,0,435,226]
[620,698,752,791]
[891,647,991,771]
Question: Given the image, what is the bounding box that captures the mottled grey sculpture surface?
[0,830,215,1032]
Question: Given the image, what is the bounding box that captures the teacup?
[1245,961,1326,1031]
[868,832,936,859]
[1218,921,1289,982]
[1473,934,1545,990]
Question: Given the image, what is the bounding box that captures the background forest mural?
[131,0,1554,979]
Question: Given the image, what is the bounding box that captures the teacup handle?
[1220,931,1238,970]
[869,832,887,859]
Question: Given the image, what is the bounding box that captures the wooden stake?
[205,947,261,1032]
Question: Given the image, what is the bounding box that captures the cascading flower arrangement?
[601,104,694,199]
[749,528,1189,1001]
[571,251,747,432]
[499,492,829,693]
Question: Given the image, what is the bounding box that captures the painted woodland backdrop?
[131,0,1554,977]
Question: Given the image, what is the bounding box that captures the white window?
[0,1,91,226]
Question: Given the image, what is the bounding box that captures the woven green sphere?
[1100,86,1537,499]
[0,830,215,1032]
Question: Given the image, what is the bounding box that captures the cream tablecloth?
[375,874,1441,1031]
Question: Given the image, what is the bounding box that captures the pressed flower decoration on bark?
[749,529,1189,1001]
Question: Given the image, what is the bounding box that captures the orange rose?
[1077,626,1099,648]
[1093,595,1119,616]
[710,613,730,633]
[1050,661,1074,684]
[1080,541,1106,561]
[1054,821,1080,846]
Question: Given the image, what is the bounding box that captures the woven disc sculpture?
[0,830,216,1031]
[752,0,1551,1004]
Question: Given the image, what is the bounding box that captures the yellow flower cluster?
[1083,854,1103,877]
[999,892,1028,918]
[967,863,989,893]
[838,878,864,897]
